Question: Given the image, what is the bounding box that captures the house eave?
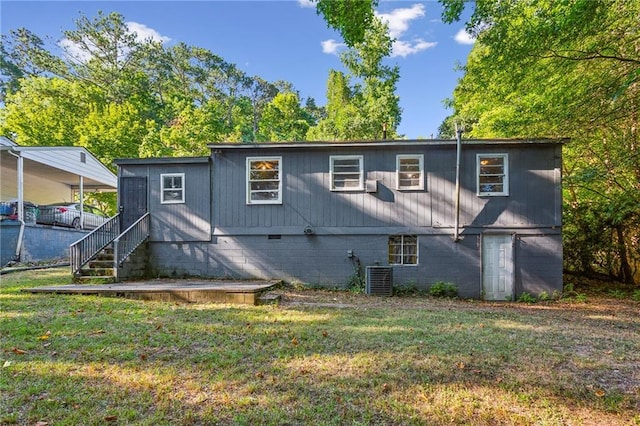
[114,156,211,166]
[207,138,569,150]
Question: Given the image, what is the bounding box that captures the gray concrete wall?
[21,225,85,263]
[145,231,563,299]
[118,242,150,280]
[1,222,85,265]
[516,234,564,297]
[0,222,20,266]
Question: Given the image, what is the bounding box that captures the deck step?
[73,275,115,284]
[257,292,281,305]
[79,268,113,277]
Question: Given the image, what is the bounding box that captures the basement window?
[388,235,418,265]
[161,173,185,204]
[477,154,509,196]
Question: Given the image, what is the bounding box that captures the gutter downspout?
[453,124,463,242]
[7,149,25,260]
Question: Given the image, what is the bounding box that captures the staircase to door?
[70,213,150,283]
[74,245,116,283]
[70,176,149,283]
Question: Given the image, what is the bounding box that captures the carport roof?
[1,138,116,205]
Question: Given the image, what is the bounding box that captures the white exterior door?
[482,234,514,301]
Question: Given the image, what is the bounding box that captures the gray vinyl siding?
[213,143,561,233]
[118,160,211,242]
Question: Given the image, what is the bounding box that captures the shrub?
[518,292,537,303]
[347,271,365,293]
[575,293,588,303]
[608,289,626,299]
[632,290,640,302]
[429,281,458,298]
[394,281,422,296]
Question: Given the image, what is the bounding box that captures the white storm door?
[482,234,514,300]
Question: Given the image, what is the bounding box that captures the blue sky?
[1,1,475,139]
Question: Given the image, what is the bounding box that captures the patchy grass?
[1,269,639,425]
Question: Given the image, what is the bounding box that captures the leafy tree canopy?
[313,0,378,47]
[441,0,640,284]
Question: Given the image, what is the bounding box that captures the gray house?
[113,139,563,300]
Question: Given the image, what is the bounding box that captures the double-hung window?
[247,157,282,204]
[396,155,424,190]
[477,154,509,196]
[388,235,418,265]
[330,155,363,191]
[161,173,185,204]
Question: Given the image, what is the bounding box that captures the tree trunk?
[615,224,634,284]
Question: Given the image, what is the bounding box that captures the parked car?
[38,203,108,230]
[0,200,39,224]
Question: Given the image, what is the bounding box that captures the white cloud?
[392,39,437,58]
[321,39,346,55]
[59,21,170,63]
[319,3,436,58]
[58,38,91,63]
[298,0,315,8]
[126,21,171,44]
[375,3,425,39]
[454,28,476,45]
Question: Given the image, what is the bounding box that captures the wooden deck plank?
[22,280,279,305]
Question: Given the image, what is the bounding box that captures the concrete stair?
[74,246,115,283]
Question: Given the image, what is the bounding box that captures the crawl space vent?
[366,266,393,296]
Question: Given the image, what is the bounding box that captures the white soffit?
[4,146,116,188]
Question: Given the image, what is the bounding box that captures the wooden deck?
[22,279,279,305]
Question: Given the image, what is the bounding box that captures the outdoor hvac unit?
[366,266,393,296]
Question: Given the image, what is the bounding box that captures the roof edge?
[207,138,569,149]
[114,156,210,165]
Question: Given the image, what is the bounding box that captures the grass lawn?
[1,268,639,425]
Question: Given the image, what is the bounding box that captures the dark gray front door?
[119,177,147,230]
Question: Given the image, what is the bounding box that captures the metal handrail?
[70,214,120,276]
[113,213,150,282]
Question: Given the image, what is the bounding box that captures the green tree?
[0,77,88,146]
[60,11,152,104]
[442,0,640,284]
[0,28,64,100]
[306,70,359,141]
[313,0,378,47]
[259,92,314,141]
[309,17,401,141]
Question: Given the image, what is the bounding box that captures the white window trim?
[160,173,185,204]
[330,155,364,191]
[388,234,419,266]
[477,153,509,196]
[396,154,424,190]
[246,156,282,205]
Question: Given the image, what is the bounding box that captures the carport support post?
[79,176,84,228]
[10,150,25,260]
[16,151,24,221]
